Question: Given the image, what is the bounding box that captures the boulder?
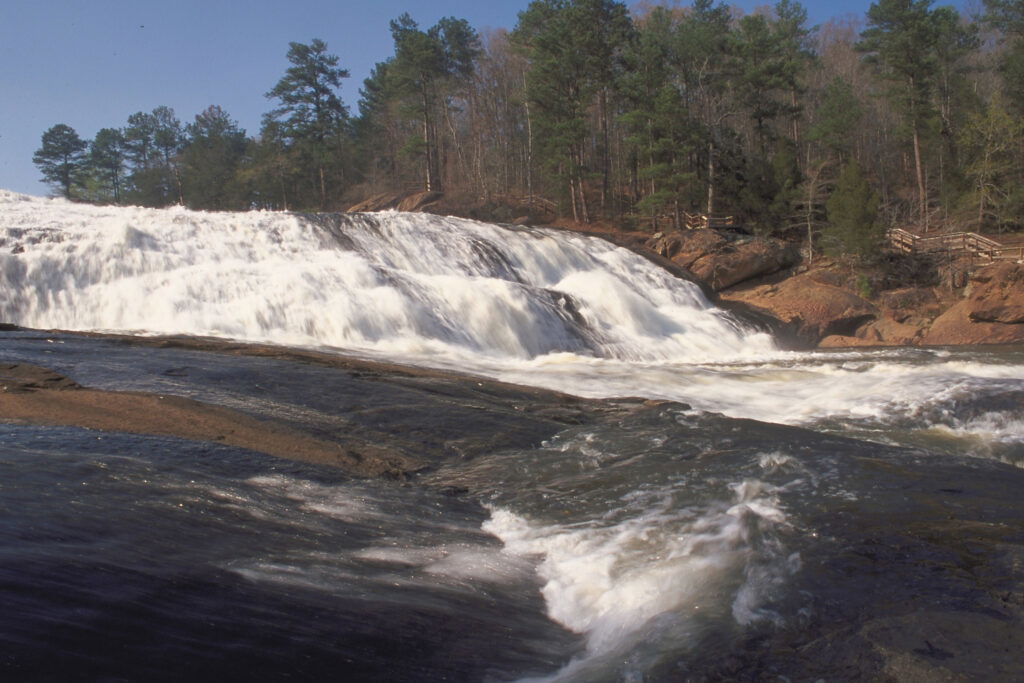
[856,316,926,346]
[877,286,946,326]
[646,230,728,267]
[721,274,878,348]
[347,192,406,212]
[920,262,1024,345]
[346,191,445,213]
[965,261,1024,324]
[644,230,799,291]
[819,334,881,348]
[397,191,444,213]
[922,301,1024,345]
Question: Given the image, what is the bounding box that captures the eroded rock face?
[966,262,1024,324]
[877,287,946,326]
[922,262,1024,345]
[721,274,878,348]
[645,230,799,291]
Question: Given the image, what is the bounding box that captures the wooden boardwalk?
[888,228,1024,262]
[683,212,736,230]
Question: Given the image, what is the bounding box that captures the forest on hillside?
[32,0,1024,258]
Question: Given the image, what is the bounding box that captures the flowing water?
[2,190,1023,680]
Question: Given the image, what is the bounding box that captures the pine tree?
[621,6,696,229]
[983,0,1024,112]
[180,105,248,210]
[33,124,88,198]
[857,0,949,223]
[265,39,351,209]
[387,14,481,193]
[87,127,126,203]
[959,93,1024,229]
[824,159,882,258]
[513,0,632,222]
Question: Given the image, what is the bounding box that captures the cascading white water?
[4,190,1024,452]
[0,190,773,364]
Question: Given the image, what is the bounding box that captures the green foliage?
[984,0,1024,112]
[824,160,882,258]
[620,7,700,226]
[33,124,88,198]
[732,14,791,146]
[958,93,1024,229]
[181,105,248,210]
[385,13,482,192]
[266,39,350,143]
[26,3,1009,234]
[123,107,185,206]
[263,39,352,209]
[809,78,862,158]
[86,128,126,203]
[856,273,874,299]
[513,0,633,219]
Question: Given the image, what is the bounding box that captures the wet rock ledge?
[0,333,656,478]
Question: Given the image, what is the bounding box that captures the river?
[2,191,1022,680]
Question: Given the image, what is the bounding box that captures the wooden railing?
[683,212,735,230]
[888,228,1024,262]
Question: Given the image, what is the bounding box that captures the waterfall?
[0,191,775,364]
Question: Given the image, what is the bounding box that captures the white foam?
[0,192,771,364]
[6,192,1020,443]
[483,476,794,662]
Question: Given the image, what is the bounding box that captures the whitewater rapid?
[3,190,1022,452]
[0,190,769,363]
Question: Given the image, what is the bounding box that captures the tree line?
[33,0,1024,257]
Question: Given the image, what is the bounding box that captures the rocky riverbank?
[626,227,1024,349]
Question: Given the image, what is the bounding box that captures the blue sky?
[1,1,967,197]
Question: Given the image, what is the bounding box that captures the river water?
[2,191,1023,680]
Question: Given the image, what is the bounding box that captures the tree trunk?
[319,166,327,209]
[912,123,927,229]
[909,77,928,229]
[706,140,715,216]
[524,99,534,209]
[569,173,579,223]
[421,85,437,193]
[600,88,610,217]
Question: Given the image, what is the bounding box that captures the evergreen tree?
[87,127,126,203]
[152,106,185,204]
[180,105,248,210]
[959,93,1024,229]
[809,78,863,159]
[983,0,1024,112]
[387,13,481,193]
[857,0,948,223]
[621,6,697,228]
[265,39,351,208]
[123,108,184,206]
[773,0,816,142]
[733,13,790,152]
[33,124,88,198]
[513,0,632,222]
[354,61,405,189]
[675,0,734,216]
[824,159,882,258]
